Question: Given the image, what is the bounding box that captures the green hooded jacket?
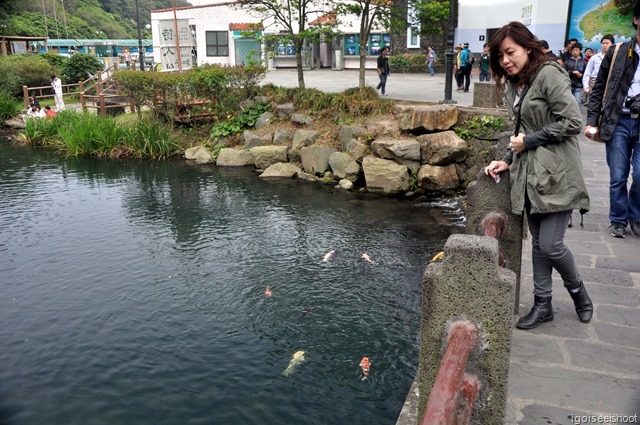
[502,60,590,216]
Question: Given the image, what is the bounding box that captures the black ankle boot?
[516,296,553,329]
[568,282,593,323]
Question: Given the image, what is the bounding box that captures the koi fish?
[283,350,305,376]
[362,253,374,263]
[359,357,371,380]
[265,286,272,297]
[431,251,446,262]
[323,250,336,262]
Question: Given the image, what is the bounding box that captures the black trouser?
[460,65,471,91]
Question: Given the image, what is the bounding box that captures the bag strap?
[602,43,622,107]
[514,85,531,136]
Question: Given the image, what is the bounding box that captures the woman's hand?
[584,125,598,139]
[510,133,526,155]
[484,160,509,182]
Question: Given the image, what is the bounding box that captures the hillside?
[0,0,191,39]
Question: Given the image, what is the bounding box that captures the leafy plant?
[209,103,271,141]
[0,54,54,97]
[0,92,22,125]
[389,56,412,69]
[454,115,505,140]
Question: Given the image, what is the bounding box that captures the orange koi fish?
[265,286,272,297]
[359,357,371,380]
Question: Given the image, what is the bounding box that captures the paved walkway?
[262,69,640,424]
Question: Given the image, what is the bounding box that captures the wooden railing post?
[129,96,135,114]
[80,92,86,112]
[23,86,30,109]
[99,94,106,116]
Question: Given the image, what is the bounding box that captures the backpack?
[467,53,475,66]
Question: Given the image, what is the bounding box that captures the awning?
[45,39,82,47]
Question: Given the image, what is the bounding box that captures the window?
[407,5,420,48]
[206,31,229,56]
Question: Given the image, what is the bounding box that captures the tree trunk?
[358,50,367,89]
[295,41,305,89]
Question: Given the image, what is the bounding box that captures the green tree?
[61,53,103,83]
[414,0,450,36]
[0,54,54,97]
[239,0,336,88]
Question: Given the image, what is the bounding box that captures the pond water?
[0,141,463,425]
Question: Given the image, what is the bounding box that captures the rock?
[244,130,273,149]
[399,105,459,132]
[290,129,319,162]
[365,117,400,136]
[254,111,273,129]
[250,145,289,170]
[417,131,468,165]
[417,164,460,190]
[300,145,337,175]
[276,103,295,118]
[345,139,370,160]
[239,99,255,110]
[253,96,270,104]
[216,148,254,166]
[338,179,354,190]
[338,125,366,150]
[184,146,214,164]
[329,152,360,181]
[291,113,314,126]
[273,130,293,145]
[362,155,410,195]
[371,138,421,172]
[260,162,302,178]
[5,118,26,129]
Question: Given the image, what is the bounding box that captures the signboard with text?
[158,19,194,71]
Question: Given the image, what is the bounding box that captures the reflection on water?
[0,141,463,425]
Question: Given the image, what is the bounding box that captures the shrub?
[61,53,103,84]
[0,54,54,97]
[210,102,271,141]
[0,92,22,125]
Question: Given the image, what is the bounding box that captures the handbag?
[593,42,622,142]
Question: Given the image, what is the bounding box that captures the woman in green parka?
[484,21,592,330]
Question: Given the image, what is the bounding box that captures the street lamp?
[135,0,145,71]
[440,0,457,104]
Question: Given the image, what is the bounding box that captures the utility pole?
[440,0,457,104]
[135,0,145,71]
[42,0,49,39]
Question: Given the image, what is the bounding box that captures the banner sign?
[158,19,194,71]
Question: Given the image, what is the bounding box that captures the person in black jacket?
[375,46,390,96]
[563,42,587,106]
[585,3,640,239]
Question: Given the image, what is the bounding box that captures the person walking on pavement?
[454,43,464,90]
[459,42,472,92]
[585,4,640,239]
[582,34,614,112]
[563,43,587,106]
[376,46,390,96]
[427,46,436,76]
[484,21,592,330]
[51,74,65,111]
[478,42,491,82]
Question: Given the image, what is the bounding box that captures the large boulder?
[417,131,469,165]
[417,164,460,190]
[362,155,410,195]
[250,145,289,170]
[338,125,366,150]
[254,111,274,129]
[244,130,273,149]
[216,148,254,166]
[276,103,295,118]
[371,138,421,172]
[365,116,400,136]
[184,146,214,164]
[329,152,360,182]
[300,145,338,175]
[345,139,370,160]
[260,162,302,178]
[291,113,313,126]
[399,105,459,132]
[273,130,293,146]
[290,129,319,162]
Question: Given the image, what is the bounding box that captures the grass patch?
[0,92,22,125]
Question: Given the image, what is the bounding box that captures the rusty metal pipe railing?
[422,320,481,425]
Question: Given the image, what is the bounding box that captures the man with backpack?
[458,42,473,92]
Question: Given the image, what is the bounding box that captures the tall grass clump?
[332,87,392,116]
[123,119,181,159]
[20,111,180,159]
[0,92,22,125]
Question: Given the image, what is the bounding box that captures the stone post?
[418,234,516,425]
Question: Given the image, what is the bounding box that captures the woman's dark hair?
[489,21,549,92]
